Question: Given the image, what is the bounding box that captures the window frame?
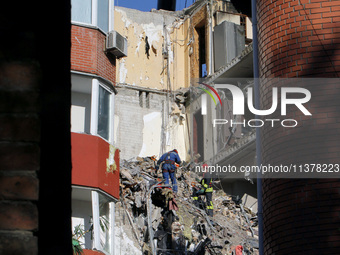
[91,190,116,254]
[90,78,114,144]
[71,187,116,254]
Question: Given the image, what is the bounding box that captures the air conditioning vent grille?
[106,31,127,58]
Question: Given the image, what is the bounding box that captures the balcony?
[71,132,120,199]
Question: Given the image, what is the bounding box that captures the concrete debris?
[118,156,259,254]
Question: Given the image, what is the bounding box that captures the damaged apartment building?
[68,0,257,253]
[111,1,258,254]
[114,0,256,209]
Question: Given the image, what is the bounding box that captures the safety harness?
[162,152,176,172]
[164,152,175,164]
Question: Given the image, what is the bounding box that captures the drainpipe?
[208,0,214,76]
[251,0,263,254]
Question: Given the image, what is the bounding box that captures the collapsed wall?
[116,156,259,254]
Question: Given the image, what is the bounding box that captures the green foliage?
[72,215,109,254]
[72,237,83,255]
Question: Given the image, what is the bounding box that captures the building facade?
[114,1,257,210]
[70,0,120,254]
[114,7,190,161]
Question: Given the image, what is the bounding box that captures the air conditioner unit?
[106,31,127,58]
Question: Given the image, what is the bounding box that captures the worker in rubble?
[200,164,214,217]
[156,149,181,193]
[191,183,200,208]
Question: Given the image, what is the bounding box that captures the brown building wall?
[71,25,116,85]
[258,0,340,78]
[257,0,340,254]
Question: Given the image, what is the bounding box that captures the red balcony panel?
[71,133,119,199]
[83,250,105,255]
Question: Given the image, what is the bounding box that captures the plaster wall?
[114,7,190,90]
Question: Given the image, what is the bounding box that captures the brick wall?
[257,0,340,254]
[258,0,340,78]
[71,25,116,85]
[0,63,40,255]
[0,1,72,254]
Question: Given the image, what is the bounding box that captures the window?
[71,0,113,33]
[71,0,92,24]
[98,0,109,32]
[71,74,114,143]
[98,85,111,141]
[71,74,92,134]
[98,192,115,254]
[90,79,114,143]
[72,187,115,254]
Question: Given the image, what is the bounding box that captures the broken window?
[197,26,207,78]
[193,111,204,161]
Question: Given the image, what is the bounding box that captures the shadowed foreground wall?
[257,0,340,254]
[0,1,72,254]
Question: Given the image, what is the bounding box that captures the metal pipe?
[251,0,263,254]
[208,0,214,76]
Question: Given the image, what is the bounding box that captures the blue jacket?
[157,151,181,172]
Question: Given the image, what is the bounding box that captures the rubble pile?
[118,156,259,255]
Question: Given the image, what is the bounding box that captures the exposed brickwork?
[257,0,340,254]
[261,179,340,254]
[0,62,40,254]
[0,233,38,255]
[0,176,39,200]
[257,0,340,78]
[1,1,72,254]
[71,25,116,85]
[0,202,38,230]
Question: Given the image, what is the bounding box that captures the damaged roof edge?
[117,82,171,95]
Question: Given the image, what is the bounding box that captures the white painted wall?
[71,105,86,133]
[246,17,253,40]
[138,112,162,157]
[71,92,92,134]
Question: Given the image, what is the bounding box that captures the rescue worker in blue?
[200,164,214,217]
[156,149,181,193]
